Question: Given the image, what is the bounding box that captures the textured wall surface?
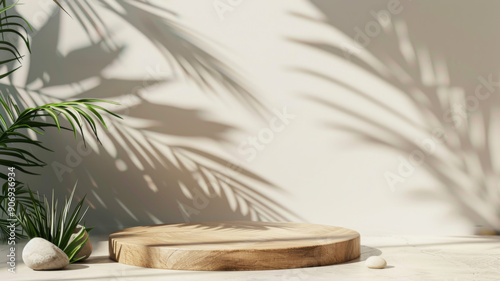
[4,0,500,235]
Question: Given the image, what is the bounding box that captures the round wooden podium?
[109,221,360,271]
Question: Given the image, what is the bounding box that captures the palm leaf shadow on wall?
[63,0,268,116]
[292,1,500,231]
[1,2,300,234]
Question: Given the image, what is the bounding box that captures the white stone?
[365,256,387,269]
[22,238,69,270]
[69,225,92,261]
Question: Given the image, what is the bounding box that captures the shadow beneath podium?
[346,245,382,263]
[82,256,116,264]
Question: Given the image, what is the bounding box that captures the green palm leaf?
[0,96,121,180]
[0,182,40,241]
[0,1,32,79]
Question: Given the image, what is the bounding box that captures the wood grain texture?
[108,221,360,271]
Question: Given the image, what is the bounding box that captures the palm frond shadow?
[293,2,500,230]
[167,221,300,231]
[53,0,270,117]
[0,5,300,234]
[53,111,300,233]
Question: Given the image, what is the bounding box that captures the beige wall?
[5,0,500,235]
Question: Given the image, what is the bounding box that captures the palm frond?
[0,182,40,242]
[0,1,31,79]
[0,96,121,180]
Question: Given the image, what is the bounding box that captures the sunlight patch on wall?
[116,198,138,221]
[92,189,107,209]
[144,174,159,193]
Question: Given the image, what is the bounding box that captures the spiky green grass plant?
[17,183,91,263]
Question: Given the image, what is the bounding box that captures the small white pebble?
[365,256,387,269]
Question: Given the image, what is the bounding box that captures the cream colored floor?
[2,235,499,281]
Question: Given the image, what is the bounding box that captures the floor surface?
[1,235,499,280]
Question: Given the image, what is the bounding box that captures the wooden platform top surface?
[109,221,360,270]
[109,221,359,250]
